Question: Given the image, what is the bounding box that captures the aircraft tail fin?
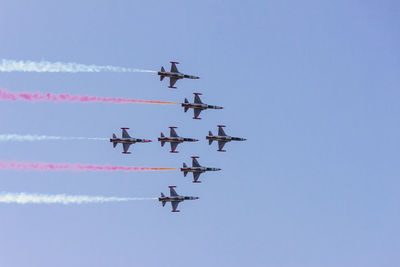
[160,67,166,81]
[208,131,214,145]
[160,192,166,207]
[182,163,188,177]
[160,133,165,147]
[112,134,118,148]
[184,98,189,113]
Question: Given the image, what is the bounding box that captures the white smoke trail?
[0,192,157,205]
[0,134,108,142]
[0,59,156,73]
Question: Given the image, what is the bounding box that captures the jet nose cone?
[146,139,152,142]
[218,168,222,171]
[194,139,199,142]
[195,197,200,199]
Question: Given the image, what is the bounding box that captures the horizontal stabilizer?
[113,142,117,148]
[208,139,213,145]
[161,141,165,147]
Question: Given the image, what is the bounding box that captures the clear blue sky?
[0,1,399,266]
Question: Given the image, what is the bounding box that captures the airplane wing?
[123,143,131,153]
[192,157,201,167]
[169,77,178,88]
[171,201,180,211]
[218,126,227,136]
[193,172,201,182]
[170,142,179,152]
[193,108,202,119]
[170,62,179,73]
[194,94,202,104]
[122,129,131,138]
[170,127,178,137]
[218,141,227,151]
[170,187,178,197]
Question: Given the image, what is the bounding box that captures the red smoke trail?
[0,160,178,172]
[0,89,178,104]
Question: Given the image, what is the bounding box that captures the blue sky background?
[0,0,399,266]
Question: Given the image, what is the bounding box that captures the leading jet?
[159,186,199,212]
[181,156,221,183]
[182,93,223,119]
[158,61,199,89]
[206,125,247,152]
[110,128,152,154]
[158,127,198,153]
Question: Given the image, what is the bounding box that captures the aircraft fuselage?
[206,135,246,142]
[110,138,151,144]
[157,71,199,80]
[158,196,199,203]
[181,103,223,110]
[180,167,221,173]
[158,137,198,143]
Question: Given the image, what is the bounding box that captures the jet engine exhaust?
[0,59,156,73]
[0,192,157,205]
[0,160,178,172]
[0,89,179,105]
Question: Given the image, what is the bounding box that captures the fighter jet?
[207,125,247,152]
[158,61,200,89]
[181,156,221,183]
[182,93,223,119]
[159,186,199,212]
[110,128,152,154]
[158,127,198,153]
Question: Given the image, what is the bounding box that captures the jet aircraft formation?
[111,61,246,212]
[1,60,245,212]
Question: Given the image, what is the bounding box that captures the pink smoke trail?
[0,160,178,172]
[0,89,178,104]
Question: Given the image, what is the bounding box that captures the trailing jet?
[159,186,199,212]
[110,128,152,154]
[182,93,223,119]
[181,156,221,183]
[158,127,198,153]
[158,61,199,89]
[207,125,247,152]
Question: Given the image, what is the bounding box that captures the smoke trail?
[0,134,108,142]
[0,192,157,205]
[0,89,179,105]
[0,59,156,73]
[0,160,178,172]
